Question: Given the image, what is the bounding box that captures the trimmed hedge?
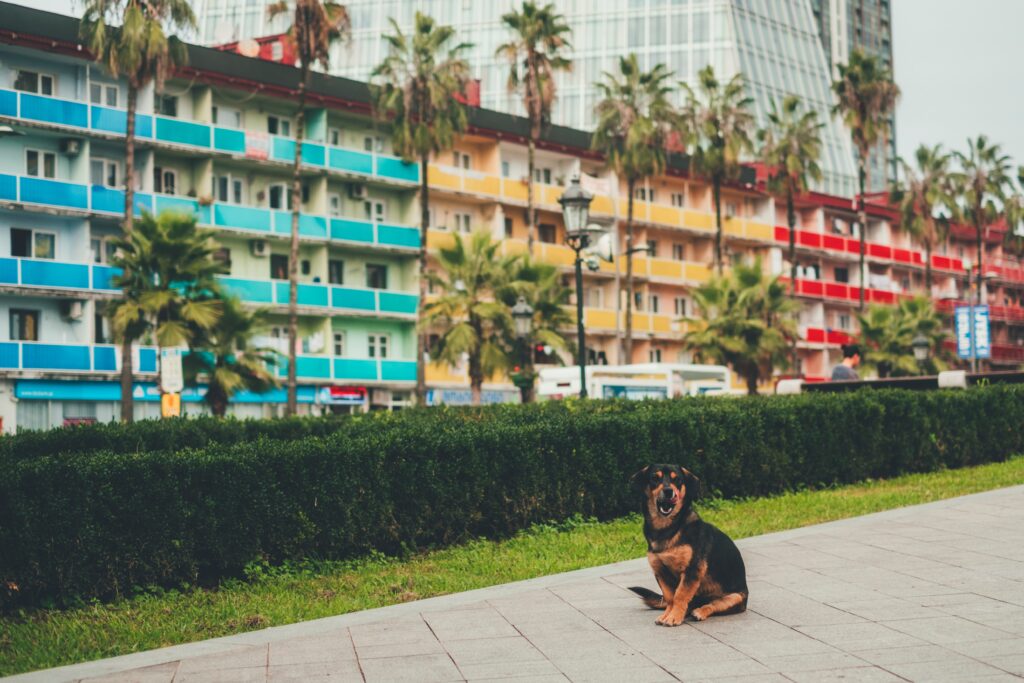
[2,386,1023,610]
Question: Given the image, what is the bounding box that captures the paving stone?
[783,666,905,682]
[794,622,926,651]
[458,658,562,680]
[266,659,363,681]
[269,632,356,666]
[174,646,268,674]
[355,637,446,660]
[465,675,569,683]
[879,655,1012,680]
[879,615,1015,644]
[757,651,866,673]
[984,653,1024,676]
[81,662,179,682]
[443,636,547,666]
[358,653,462,683]
[174,668,268,683]
[424,607,520,641]
[348,617,436,647]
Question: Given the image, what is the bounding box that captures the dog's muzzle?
[656,490,678,516]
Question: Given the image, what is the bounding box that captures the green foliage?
[891,144,954,289]
[683,259,798,394]
[267,0,350,73]
[857,296,949,377]
[3,386,1024,610]
[183,296,279,417]
[831,49,900,170]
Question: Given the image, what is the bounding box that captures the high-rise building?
[198,0,858,197]
[811,0,896,191]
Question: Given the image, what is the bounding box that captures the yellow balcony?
[651,314,672,333]
[633,312,652,331]
[590,194,614,215]
[684,262,711,282]
[745,220,774,241]
[501,178,529,202]
[427,229,456,250]
[463,173,501,196]
[426,362,465,384]
[649,204,683,227]
[649,258,684,280]
[584,308,618,329]
[501,239,530,256]
[723,217,744,236]
[683,211,714,231]
[428,164,462,191]
[540,242,575,267]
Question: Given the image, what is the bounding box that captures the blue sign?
[15,379,318,403]
[954,305,991,360]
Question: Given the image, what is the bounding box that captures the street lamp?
[512,296,534,339]
[912,333,930,374]
[511,296,535,401]
[559,176,596,398]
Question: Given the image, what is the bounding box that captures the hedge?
[2,386,1023,610]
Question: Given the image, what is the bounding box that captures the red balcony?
[802,327,854,346]
[773,227,966,275]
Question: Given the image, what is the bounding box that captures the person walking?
[831,343,861,380]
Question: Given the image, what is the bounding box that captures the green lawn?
[3,455,1023,676]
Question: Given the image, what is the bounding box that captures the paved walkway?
[9,486,1024,683]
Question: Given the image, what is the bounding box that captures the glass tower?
[198,0,858,197]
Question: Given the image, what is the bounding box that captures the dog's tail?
[628,586,665,609]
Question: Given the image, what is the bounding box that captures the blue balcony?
[213,203,273,233]
[332,287,376,312]
[20,93,89,128]
[90,106,153,137]
[92,265,121,291]
[218,277,274,303]
[0,89,16,117]
[20,177,89,210]
[274,281,330,308]
[333,358,378,381]
[155,117,211,148]
[378,291,419,315]
[381,360,417,382]
[268,355,417,382]
[0,256,121,292]
[330,218,375,244]
[377,224,420,249]
[377,157,419,183]
[0,174,15,201]
[0,342,154,375]
[328,147,374,176]
[213,127,245,154]
[272,211,328,239]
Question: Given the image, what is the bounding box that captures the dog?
[629,464,748,626]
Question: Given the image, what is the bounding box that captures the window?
[213,174,243,204]
[649,294,660,313]
[14,70,53,95]
[300,259,311,276]
[584,287,603,308]
[634,186,655,202]
[270,254,289,280]
[94,313,108,344]
[453,151,471,169]
[634,291,644,311]
[328,128,342,146]
[9,309,39,341]
[538,223,556,244]
[90,158,119,187]
[838,314,851,330]
[271,41,284,61]
[90,83,118,107]
[725,201,738,218]
[363,136,383,152]
[363,200,386,222]
[155,94,178,117]
[834,267,849,283]
[329,193,342,217]
[267,115,291,136]
[674,297,687,317]
[672,243,685,261]
[533,167,553,184]
[368,333,390,359]
[212,105,242,128]
[649,348,662,363]
[333,332,345,356]
[213,248,231,271]
[901,276,911,291]
[329,259,344,284]
[454,212,472,233]
[366,264,388,289]
[647,240,658,257]
[25,149,56,179]
[153,167,177,195]
[90,238,116,264]
[504,217,513,238]
[268,184,290,210]
[11,228,55,259]
[670,192,685,207]
[501,161,510,178]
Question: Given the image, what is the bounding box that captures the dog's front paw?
[656,610,685,626]
[690,606,712,621]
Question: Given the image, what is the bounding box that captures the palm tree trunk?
[526,136,536,255]
[416,154,430,404]
[207,381,228,418]
[624,178,635,363]
[119,83,138,423]
[745,368,759,396]
[286,75,307,417]
[713,175,724,275]
[975,213,984,306]
[787,188,799,373]
[469,317,483,406]
[857,158,868,310]
[924,241,933,295]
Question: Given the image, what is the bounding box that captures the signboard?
[954,305,991,359]
[161,392,181,418]
[318,385,367,406]
[159,347,185,393]
[15,380,317,404]
[601,385,668,400]
[245,131,269,160]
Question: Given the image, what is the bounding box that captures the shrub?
[2,386,1022,610]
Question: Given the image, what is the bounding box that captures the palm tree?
[184,296,279,417]
[891,144,953,293]
[832,49,900,310]
[422,231,519,405]
[682,259,798,395]
[496,1,572,255]
[496,257,573,402]
[80,0,195,421]
[592,54,675,362]
[679,65,755,276]
[951,136,1013,305]
[857,296,948,377]
[267,0,350,416]
[371,12,472,403]
[107,211,224,403]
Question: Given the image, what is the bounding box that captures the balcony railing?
[0,173,420,250]
[275,355,416,383]
[785,277,908,305]
[802,327,854,346]
[0,341,157,374]
[217,277,418,316]
[773,226,966,273]
[935,299,1024,323]
[0,88,419,184]
[0,256,120,291]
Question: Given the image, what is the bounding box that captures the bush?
[2,386,1022,610]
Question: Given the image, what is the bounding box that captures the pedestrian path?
[10,486,1024,682]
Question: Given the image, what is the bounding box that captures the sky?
[12,0,1024,172]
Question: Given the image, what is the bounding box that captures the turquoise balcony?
[274,281,330,308]
[276,355,416,383]
[155,117,210,148]
[213,203,273,233]
[378,291,419,315]
[215,277,416,317]
[0,342,157,374]
[0,257,120,292]
[19,176,89,210]
[331,287,376,312]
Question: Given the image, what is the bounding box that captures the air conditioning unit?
[60,138,83,155]
[59,300,84,320]
[349,183,368,200]
[250,239,269,257]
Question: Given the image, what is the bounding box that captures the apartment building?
[1,3,1022,432]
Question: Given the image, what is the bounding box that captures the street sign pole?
[969,302,977,374]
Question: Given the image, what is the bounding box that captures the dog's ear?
[629,465,650,490]
[680,467,702,503]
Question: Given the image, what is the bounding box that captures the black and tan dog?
[629,464,748,626]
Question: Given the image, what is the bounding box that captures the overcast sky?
[14,0,1024,172]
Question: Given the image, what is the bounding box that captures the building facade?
[1,3,1022,433]
[198,0,859,197]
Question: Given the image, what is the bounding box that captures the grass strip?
[3,455,1022,676]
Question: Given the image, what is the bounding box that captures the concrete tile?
[82,662,179,682]
[465,676,568,683]
[661,656,771,680]
[269,633,356,666]
[826,597,946,622]
[784,667,904,682]
[349,617,435,648]
[174,668,268,683]
[444,636,547,666]
[358,653,462,683]
[758,651,866,673]
[881,656,1010,680]
[267,660,363,681]
[551,661,675,682]
[175,646,268,674]
[794,622,925,651]
[424,607,520,641]
[947,637,1024,658]
[880,615,1015,644]
[458,659,562,680]
[984,653,1024,676]
[851,644,950,666]
[355,637,445,660]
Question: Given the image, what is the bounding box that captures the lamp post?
[511,295,534,402]
[912,333,929,375]
[559,176,596,398]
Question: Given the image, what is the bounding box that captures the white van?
[537,363,733,400]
